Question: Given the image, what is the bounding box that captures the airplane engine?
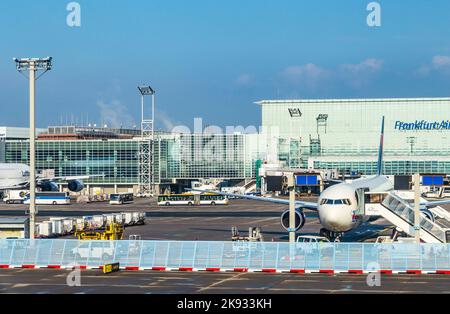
[68,180,84,192]
[420,208,435,222]
[40,181,59,191]
[280,209,306,231]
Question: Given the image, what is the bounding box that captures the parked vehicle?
[24,192,70,205]
[3,190,28,204]
[109,193,134,205]
[71,241,115,260]
[296,235,330,243]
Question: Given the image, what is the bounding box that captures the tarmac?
[0,197,394,242]
[0,268,448,294]
[0,197,449,294]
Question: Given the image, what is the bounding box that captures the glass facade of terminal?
[5,140,139,184]
[158,134,259,180]
[3,134,260,186]
[259,98,450,174]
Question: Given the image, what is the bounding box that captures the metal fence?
[0,239,449,273]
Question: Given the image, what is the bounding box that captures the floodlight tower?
[13,57,52,239]
[138,85,155,139]
[137,85,155,195]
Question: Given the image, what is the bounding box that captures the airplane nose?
[319,206,351,232]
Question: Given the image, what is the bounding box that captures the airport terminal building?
[1,97,450,194]
[259,98,450,175]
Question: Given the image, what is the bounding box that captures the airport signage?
[103,262,120,274]
[395,120,450,131]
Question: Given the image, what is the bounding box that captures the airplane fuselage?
[317,175,393,233]
[0,163,30,189]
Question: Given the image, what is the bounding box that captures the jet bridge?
[364,191,450,243]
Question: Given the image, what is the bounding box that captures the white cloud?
[97,100,135,128]
[157,110,176,131]
[415,65,431,76]
[432,55,450,69]
[340,58,384,88]
[235,73,253,86]
[341,58,383,74]
[281,63,329,88]
[415,55,450,76]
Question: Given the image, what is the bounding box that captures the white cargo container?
[131,212,140,223]
[93,215,106,228]
[135,212,146,225]
[113,213,124,224]
[122,212,134,225]
[39,221,53,237]
[50,219,64,235]
[83,216,96,230]
[62,219,74,234]
[75,218,85,231]
[103,214,115,225]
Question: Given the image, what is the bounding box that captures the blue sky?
[1,0,450,130]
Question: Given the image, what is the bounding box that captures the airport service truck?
[2,190,28,204]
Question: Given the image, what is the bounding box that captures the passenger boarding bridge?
[364,191,450,243]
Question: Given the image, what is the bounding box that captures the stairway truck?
[3,190,28,204]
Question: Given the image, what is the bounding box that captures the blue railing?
[0,239,449,272]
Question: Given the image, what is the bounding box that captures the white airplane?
[192,117,450,241]
[0,163,101,192]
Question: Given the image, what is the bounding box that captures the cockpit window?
[320,198,352,206]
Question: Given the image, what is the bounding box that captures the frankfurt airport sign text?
[395,120,450,131]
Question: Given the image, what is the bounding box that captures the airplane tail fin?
[376,116,385,176]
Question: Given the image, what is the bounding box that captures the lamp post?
[13,57,52,239]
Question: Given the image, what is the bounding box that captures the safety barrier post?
[138,241,144,269]
[112,240,118,263]
[34,239,41,266]
[318,243,321,271]
[347,243,350,271]
[125,240,131,268]
[178,242,184,268]
[47,239,54,266]
[20,240,28,266]
[165,242,171,269]
[219,242,225,269]
[60,240,67,267]
[8,240,16,266]
[192,242,198,269]
[86,240,93,268]
[405,245,409,271]
[205,242,211,269]
[419,243,423,271]
[150,241,157,268]
[361,243,365,271]
[333,243,336,272]
[275,242,280,270]
[433,244,438,272]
